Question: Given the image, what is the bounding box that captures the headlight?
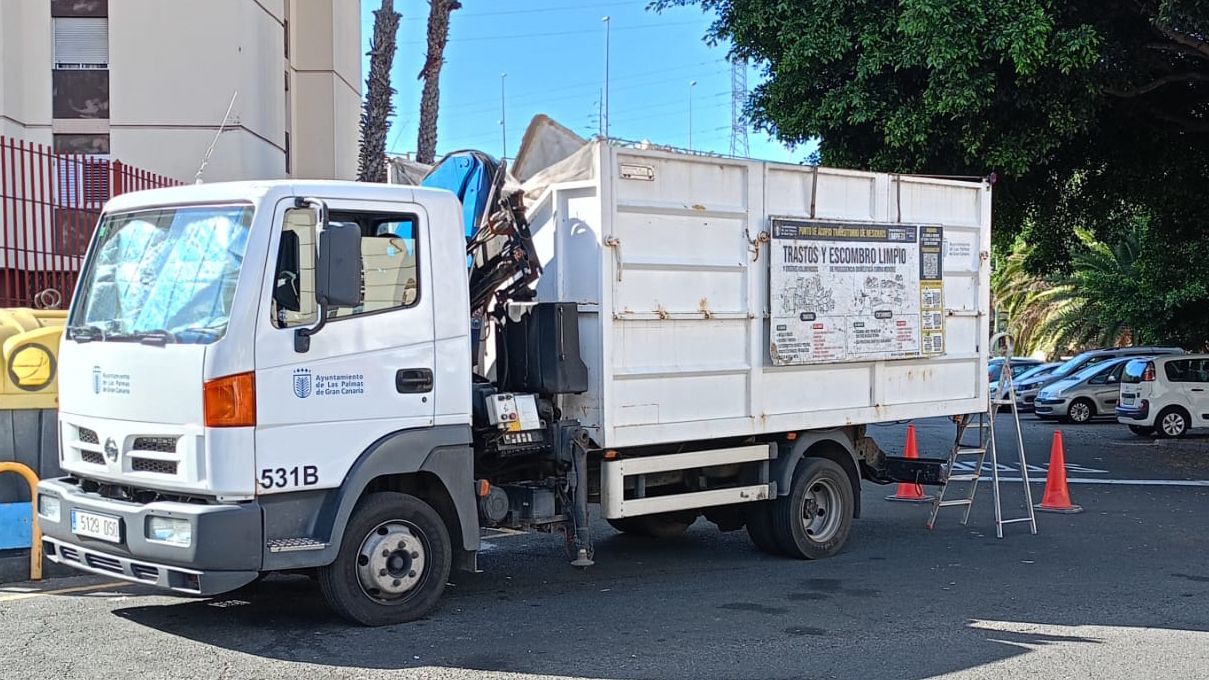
[37,495,61,523]
[146,516,192,547]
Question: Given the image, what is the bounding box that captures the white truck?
[35,139,992,625]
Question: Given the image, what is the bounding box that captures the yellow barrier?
[0,462,42,581]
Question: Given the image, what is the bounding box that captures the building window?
[52,17,110,119]
[51,0,107,18]
[53,17,109,69]
[53,135,111,208]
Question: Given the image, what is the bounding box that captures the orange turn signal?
[478,480,491,497]
[204,372,256,428]
[603,450,619,460]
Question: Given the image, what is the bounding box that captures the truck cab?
[38,181,482,622]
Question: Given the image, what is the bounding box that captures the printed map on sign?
[769,218,945,366]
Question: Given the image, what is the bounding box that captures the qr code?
[922,253,940,279]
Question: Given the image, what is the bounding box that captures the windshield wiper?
[66,325,97,343]
[132,329,176,346]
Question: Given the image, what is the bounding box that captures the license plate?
[1122,394,1136,404]
[71,509,121,543]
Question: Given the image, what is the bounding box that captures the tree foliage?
[657,0,1209,347]
[358,0,401,183]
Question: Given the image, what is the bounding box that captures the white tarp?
[769,218,945,366]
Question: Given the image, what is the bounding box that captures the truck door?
[252,199,435,496]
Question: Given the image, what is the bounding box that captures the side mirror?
[316,223,362,308]
[293,197,362,352]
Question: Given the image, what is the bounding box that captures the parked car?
[988,357,1043,385]
[1015,346,1185,411]
[1116,355,1209,438]
[1034,356,1143,423]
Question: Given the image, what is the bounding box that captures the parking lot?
[3,415,1209,680]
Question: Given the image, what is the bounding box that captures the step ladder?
[927,333,1038,538]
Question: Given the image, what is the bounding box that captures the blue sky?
[359,0,813,164]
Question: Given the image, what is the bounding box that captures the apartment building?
[0,0,361,183]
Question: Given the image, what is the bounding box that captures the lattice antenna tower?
[729,59,749,157]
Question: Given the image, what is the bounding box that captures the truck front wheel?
[770,458,854,559]
[319,492,451,626]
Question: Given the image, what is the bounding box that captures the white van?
[1117,355,1209,437]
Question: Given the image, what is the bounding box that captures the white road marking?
[982,477,1209,487]
[0,581,129,603]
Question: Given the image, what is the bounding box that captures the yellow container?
[0,309,66,411]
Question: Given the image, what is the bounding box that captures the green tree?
[657,0,1209,347]
[358,0,401,183]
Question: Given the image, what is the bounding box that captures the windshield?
[1016,364,1055,382]
[1068,359,1123,383]
[69,204,254,344]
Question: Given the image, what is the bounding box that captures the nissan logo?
[104,438,119,464]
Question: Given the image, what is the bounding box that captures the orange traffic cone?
[886,424,934,503]
[1036,430,1083,513]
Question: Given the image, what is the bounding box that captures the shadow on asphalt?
[107,483,1209,680]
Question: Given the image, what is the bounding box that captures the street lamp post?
[602,16,610,139]
[500,72,507,161]
[688,80,697,151]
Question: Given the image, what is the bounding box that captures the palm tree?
[357,0,401,183]
[1034,226,1142,351]
[416,0,461,164]
[992,226,1145,356]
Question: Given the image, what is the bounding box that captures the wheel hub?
[357,521,427,602]
[802,479,842,542]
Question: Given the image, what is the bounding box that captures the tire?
[769,457,854,560]
[1067,398,1095,424]
[606,511,697,538]
[1156,407,1190,439]
[318,492,451,626]
[744,503,785,556]
[1128,425,1155,437]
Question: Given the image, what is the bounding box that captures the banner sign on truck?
[769,218,945,366]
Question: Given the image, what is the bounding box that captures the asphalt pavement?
[2,415,1209,680]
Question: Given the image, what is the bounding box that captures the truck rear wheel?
[319,492,451,626]
[606,511,697,538]
[770,458,853,560]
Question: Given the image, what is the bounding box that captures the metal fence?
[0,136,179,308]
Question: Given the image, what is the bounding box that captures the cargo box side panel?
[603,151,762,446]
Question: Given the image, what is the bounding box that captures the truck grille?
[80,450,105,465]
[78,427,99,444]
[131,458,178,475]
[132,436,179,453]
[130,564,160,582]
[84,553,123,574]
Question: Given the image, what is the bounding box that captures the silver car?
[1034,356,1143,423]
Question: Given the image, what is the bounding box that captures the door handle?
[1192,388,1205,393]
[396,368,433,394]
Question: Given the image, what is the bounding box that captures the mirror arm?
[292,195,331,354]
[294,300,329,353]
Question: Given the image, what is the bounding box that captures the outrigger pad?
[872,456,949,486]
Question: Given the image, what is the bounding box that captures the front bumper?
[1016,389,1041,410]
[1033,397,1068,417]
[36,477,262,596]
